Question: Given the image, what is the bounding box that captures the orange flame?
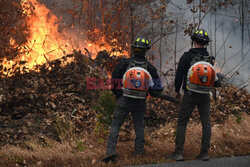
[1,0,128,76]
[214,61,222,73]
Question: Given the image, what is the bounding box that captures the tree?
[0,0,28,60]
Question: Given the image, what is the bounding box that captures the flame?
[1,0,128,76]
[214,61,222,73]
[9,37,16,46]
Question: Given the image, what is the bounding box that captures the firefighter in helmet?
[166,29,221,161]
[102,37,163,163]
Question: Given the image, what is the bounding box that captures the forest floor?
[0,51,249,167]
[0,113,249,167]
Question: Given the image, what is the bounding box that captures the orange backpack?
[122,60,153,99]
[187,61,216,94]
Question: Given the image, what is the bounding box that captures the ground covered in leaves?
[0,51,249,166]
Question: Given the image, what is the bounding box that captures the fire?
[214,61,222,73]
[1,0,128,76]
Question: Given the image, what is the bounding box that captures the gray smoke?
[153,0,250,92]
[38,0,250,91]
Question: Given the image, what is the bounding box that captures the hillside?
[0,51,249,166]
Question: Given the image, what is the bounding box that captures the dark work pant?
[106,96,146,155]
[175,91,211,154]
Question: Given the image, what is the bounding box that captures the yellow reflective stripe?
[205,32,208,36]
[146,40,149,44]
[142,39,145,43]
[136,38,140,42]
[199,30,203,34]
[195,30,199,34]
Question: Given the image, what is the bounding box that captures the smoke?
[153,0,250,92]
[36,0,100,56]
[41,0,73,24]
[206,11,250,91]
[38,0,250,91]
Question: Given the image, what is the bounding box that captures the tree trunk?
[174,21,178,74]
[241,0,244,59]
[130,1,134,57]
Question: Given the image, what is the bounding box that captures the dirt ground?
[0,113,249,167]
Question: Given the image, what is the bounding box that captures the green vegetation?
[93,90,116,130]
[53,116,73,142]
[76,140,85,152]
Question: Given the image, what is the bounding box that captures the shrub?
[93,90,116,130]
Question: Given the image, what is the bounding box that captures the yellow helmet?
[191,29,210,45]
[131,37,151,50]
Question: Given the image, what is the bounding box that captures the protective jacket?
[111,53,163,99]
[175,48,220,93]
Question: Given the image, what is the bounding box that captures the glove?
[175,92,181,101]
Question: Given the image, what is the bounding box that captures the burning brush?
[1,0,128,77]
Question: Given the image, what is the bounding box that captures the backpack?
[187,53,216,94]
[122,60,154,99]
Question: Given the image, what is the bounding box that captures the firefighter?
[166,29,221,161]
[102,37,163,163]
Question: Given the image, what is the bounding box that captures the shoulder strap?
[126,59,148,71]
[190,52,214,66]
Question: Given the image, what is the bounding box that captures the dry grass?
[0,113,249,167]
